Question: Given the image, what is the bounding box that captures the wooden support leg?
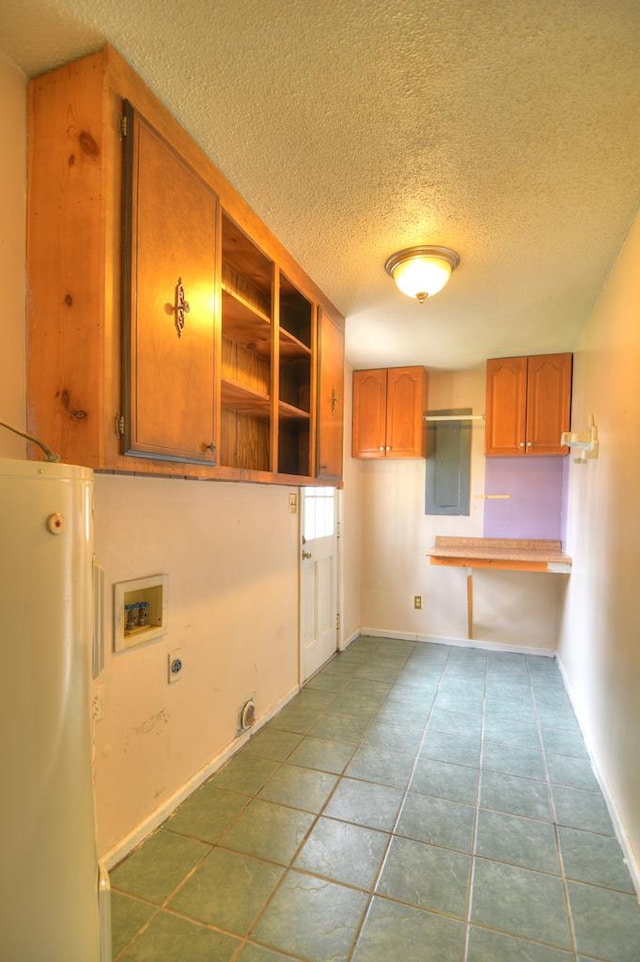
[466,567,473,640]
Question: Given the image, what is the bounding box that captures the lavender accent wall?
[483,456,568,541]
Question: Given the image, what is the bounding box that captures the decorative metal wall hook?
[174,276,190,337]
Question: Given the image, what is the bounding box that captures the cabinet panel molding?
[386,367,428,458]
[485,353,572,457]
[121,102,218,463]
[316,307,345,481]
[352,366,427,459]
[525,353,572,455]
[352,369,387,458]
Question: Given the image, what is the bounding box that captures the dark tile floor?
[110,637,640,961]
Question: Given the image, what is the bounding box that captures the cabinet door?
[386,367,428,458]
[316,307,344,480]
[526,353,572,455]
[485,356,528,456]
[122,103,218,463]
[352,369,387,458]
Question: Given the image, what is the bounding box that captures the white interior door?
[299,486,338,682]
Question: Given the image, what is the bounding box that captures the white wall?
[558,210,640,875]
[359,366,566,649]
[93,475,299,854]
[0,55,26,458]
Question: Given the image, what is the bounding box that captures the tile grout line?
[343,643,453,962]
[242,638,418,959]
[529,656,580,961]
[462,656,488,962]
[111,838,218,960]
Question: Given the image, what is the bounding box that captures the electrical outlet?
[91,686,104,722]
[168,648,183,684]
[414,595,423,610]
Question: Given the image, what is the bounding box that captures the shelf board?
[221,378,271,417]
[279,326,311,358]
[279,399,311,421]
[222,286,271,353]
[222,215,273,297]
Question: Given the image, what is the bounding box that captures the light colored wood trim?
[271,265,281,473]
[430,556,556,573]
[434,536,563,551]
[27,53,108,466]
[309,302,318,479]
[466,569,473,640]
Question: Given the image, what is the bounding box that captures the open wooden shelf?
[279,400,311,421]
[280,274,312,348]
[221,286,271,352]
[279,326,311,359]
[221,378,271,417]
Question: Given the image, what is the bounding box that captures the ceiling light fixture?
[384,245,460,303]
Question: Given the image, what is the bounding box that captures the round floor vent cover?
[239,698,256,731]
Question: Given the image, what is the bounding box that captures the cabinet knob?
[379,446,385,451]
[204,442,216,453]
[386,446,391,451]
[526,441,533,447]
[519,442,525,448]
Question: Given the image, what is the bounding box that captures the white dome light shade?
[385,246,460,303]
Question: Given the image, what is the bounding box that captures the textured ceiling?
[3,0,640,371]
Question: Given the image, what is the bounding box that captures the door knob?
[302,550,312,560]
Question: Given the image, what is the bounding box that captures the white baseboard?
[359,627,556,657]
[101,682,299,870]
[339,627,360,651]
[556,657,640,900]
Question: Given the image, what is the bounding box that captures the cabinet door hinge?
[120,113,128,139]
[115,412,125,438]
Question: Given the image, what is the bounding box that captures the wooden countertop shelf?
[426,536,571,640]
[427,536,572,572]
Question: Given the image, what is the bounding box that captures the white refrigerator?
[0,458,110,961]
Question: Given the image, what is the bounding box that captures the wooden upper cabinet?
[316,307,345,480]
[352,369,387,458]
[121,103,218,463]
[485,353,572,456]
[484,356,528,456]
[526,354,573,455]
[25,46,345,483]
[352,366,428,459]
[386,367,428,458]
